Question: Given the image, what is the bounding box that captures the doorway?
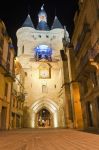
[37,108,52,128]
[86,102,94,127]
[1,107,7,129]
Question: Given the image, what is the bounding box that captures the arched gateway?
[30,99,59,128]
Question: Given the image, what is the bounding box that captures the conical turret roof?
[38,4,47,18]
[51,16,63,29]
[22,14,34,28]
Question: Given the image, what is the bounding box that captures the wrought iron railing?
[17,92,25,102]
[0,56,7,69]
[76,39,99,77]
[0,56,15,79]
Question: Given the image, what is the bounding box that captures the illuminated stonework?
[16,5,71,128]
[39,63,51,79]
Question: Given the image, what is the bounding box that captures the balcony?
[0,55,15,82]
[17,92,25,102]
[2,59,15,82]
[0,56,7,73]
[88,38,99,63]
[16,108,23,116]
[76,52,96,79]
[4,71,15,82]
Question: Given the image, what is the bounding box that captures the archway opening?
[34,45,52,61]
[36,108,53,128]
[31,99,59,128]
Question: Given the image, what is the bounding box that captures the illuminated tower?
[16,5,70,128]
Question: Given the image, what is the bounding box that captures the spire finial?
[41,4,44,10]
[55,8,56,17]
[28,5,31,15]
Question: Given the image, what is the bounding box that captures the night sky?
[0,0,78,52]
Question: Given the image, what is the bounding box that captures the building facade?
[10,58,25,129]
[16,5,83,128]
[0,20,15,129]
[71,0,99,130]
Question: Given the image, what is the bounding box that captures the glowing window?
[35,45,52,61]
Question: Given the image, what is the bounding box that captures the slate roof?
[51,16,63,29]
[37,21,49,31]
[22,14,34,28]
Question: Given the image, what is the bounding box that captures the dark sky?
[0,0,78,52]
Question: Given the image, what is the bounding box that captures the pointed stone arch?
[30,98,59,128]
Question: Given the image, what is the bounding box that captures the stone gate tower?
[16,5,71,128]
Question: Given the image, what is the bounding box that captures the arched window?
[22,45,24,54]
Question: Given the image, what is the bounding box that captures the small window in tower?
[39,35,41,38]
[22,45,24,54]
[13,98,15,107]
[42,85,47,93]
[4,83,8,97]
[46,35,49,38]
[53,35,56,39]
[25,72,27,76]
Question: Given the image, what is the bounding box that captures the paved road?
[0,128,99,150]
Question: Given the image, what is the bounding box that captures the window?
[97,97,99,111]
[21,103,23,109]
[91,72,98,86]
[5,83,8,97]
[53,35,56,39]
[86,102,94,127]
[0,38,3,51]
[46,35,49,38]
[39,35,41,38]
[42,85,47,93]
[16,101,18,108]
[75,21,90,53]
[13,98,15,107]
[22,45,24,54]
[83,81,88,94]
[7,49,10,61]
[0,46,3,62]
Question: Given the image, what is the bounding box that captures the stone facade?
[0,20,15,129]
[16,6,78,128]
[10,58,25,129]
[71,0,99,130]
[1,1,98,130]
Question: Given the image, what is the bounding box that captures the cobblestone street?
[0,128,99,150]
